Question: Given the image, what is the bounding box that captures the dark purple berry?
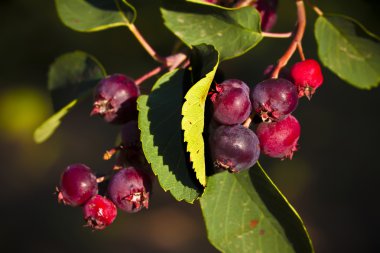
[59,164,98,206]
[108,167,151,213]
[253,0,278,32]
[290,59,324,99]
[210,79,252,125]
[83,195,117,230]
[209,125,260,173]
[121,120,141,149]
[91,74,140,124]
[256,114,300,159]
[251,78,298,122]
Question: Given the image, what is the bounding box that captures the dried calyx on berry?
[91,74,140,124]
[290,59,324,99]
[108,167,151,213]
[210,79,252,125]
[250,78,298,122]
[58,163,98,206]
[83,195,117,230]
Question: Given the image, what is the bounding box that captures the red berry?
[256,115,300,159]
[210,79,252,125]
[250,78,298,122]
[290,59,324,99]
[107,167,151,213]
[91,74,140,124]
[83,195,117,230]
[59,164,98,206]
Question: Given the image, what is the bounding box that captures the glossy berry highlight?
[108,167,151,213]
[91,74,140,124]
[251,78,298,122]
[256,114,301,159]
[209,125,260,173]
[211,79,252,125]
[290,59,323,99]
[83,195,117,230]
[58,164,98,206]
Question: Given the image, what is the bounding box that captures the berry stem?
[128,24,165,63]
[271,0,306,79]
[243,117,252,128]
[234,0,255,8]
[305,0,324,16]
[262,32,293,38]
[297,43,306,61]
[135,66,165,86]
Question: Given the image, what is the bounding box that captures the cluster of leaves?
[34,0,380,252]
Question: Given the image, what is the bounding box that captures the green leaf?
[315,15,380,89]
[161,0,262,60]
[34,51,106,143]
[55,0,136,32]
[137,69,202,203]
[48,51,106,110]
[182,45,219,186]
[33,100,78,143]
[200,163,313,253]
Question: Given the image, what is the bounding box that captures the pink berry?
[91,74,140,124]
[255,114,300,159]
[107,167,151,213]
[210,79,252,125]
[83,195,117,230]
[290,59,324,99]
[59,164,98,206]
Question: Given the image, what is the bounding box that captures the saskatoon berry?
[211,79,252,125]
[121,120,141,149]
[83,195,117,230]
[253,0,278,32]
[256,114,300,159]
[250,78,298,122]
[290,59,324,99]
[91,74,140,124]
[59,164,98,206]
[108,167,151,213]
[209,125,260,173]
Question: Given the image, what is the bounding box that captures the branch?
[271,0,306,79]
[262,32,293,39]
[128,24,165,63]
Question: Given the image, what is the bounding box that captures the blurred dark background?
[0,0,379,252]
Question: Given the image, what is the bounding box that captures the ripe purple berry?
[210,79,252,125]
[290,59,324,99]
[256,114,300,159]
[253,0,278,32]
[108,167,151,213]
[121,120,141,149]
[251,78,298,122]
[58,164,98,206]
[83,195,117,230]
[209,125,260,173]
[91,74,140,124]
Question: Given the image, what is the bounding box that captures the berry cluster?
[57,74,152,230]
[208,59,323,171]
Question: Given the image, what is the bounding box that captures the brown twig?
[271,0,306,79]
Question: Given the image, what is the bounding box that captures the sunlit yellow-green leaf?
[182,44,219,186]
[33,100,78,143]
